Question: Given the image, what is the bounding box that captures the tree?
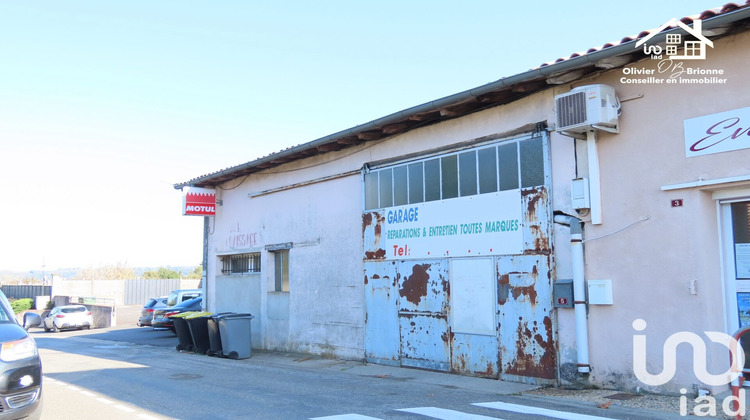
[142,267,181,279]
[78,262,136,280]
[186,266,202,279]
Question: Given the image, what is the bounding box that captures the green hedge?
[11,298,33,313]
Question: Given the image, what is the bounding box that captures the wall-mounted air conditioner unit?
[555,84,621,136]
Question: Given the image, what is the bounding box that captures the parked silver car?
[43,305,93,332]
[137,296,167,327]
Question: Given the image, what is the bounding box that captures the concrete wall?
[48,296,114,328]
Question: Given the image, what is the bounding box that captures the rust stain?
[497,273,510,305]
[474,361,496,377]
[455,354,467,372]
[374,221,382,243]
[399,264,431,305]
[440,329,454,345]
[440,272,451,298]
[363,212,386,259]
[504,316,556,379]
[365,249,386,260]
[362,212,373,234]
[511,286,537,305]
[526,225,550,254]
[521,187,545,222]
[364,275,368,285]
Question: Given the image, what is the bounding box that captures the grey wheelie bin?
[207,312,234,357]
[217,313,254,359]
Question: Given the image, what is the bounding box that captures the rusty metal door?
[362,135,555,382]
[496,185,556,383]
[449,257,500,377]
[396,260,451,371]
[364,261,400,365]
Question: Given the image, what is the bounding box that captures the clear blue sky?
[0,1,719,273]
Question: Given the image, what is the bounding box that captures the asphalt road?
[31,306,683,420]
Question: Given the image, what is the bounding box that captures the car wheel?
[43,323,50,332]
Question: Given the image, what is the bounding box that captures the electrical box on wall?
[553,279,574,308]
[571,178,590,210]
[587,279,613,305]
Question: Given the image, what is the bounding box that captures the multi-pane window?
[220,253,261,274]
[364,136,545,210]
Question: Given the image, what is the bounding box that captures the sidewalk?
[246,350,694,419]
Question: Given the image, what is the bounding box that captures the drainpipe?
[554,214,590,374]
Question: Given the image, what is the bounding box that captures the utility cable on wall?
[582,216,651,243]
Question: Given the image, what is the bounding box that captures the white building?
[176,4,750,394]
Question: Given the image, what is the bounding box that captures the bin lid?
[170,311,199,318]
[184,312,213,319]
[220,313,254,320]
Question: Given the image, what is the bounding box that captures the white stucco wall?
[558,29,750,393]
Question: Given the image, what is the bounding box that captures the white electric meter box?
[571,178,590,210]
[587,279,613,305]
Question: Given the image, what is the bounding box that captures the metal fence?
[123,278,184,305]
[1,285,51,300]
[2,279,200,306]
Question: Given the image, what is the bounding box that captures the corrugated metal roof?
[175,2,750,189]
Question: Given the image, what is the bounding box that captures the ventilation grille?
[555,90,587,130]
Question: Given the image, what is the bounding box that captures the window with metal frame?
[220,253,261,274]
[363,135,545,210]
[273,250,290,292]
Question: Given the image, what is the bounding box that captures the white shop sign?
[384,190,523,259]
[684,106,750,157]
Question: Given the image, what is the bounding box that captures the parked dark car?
[137,296,168,327]
[151,297,203,332]
[0,291,43,419]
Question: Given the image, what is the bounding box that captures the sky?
[0,0,721,273]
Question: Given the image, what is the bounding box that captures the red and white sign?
[684,106,750,157]
[182,187,216,216]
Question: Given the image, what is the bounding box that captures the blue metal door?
[396,260,451,371]
[364,261,400,365]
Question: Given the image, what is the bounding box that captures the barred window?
[221,253,261,274]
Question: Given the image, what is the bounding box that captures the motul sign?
[182,187,216,216]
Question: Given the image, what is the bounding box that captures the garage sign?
[384,190,523,259]
[182,187,216,216]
